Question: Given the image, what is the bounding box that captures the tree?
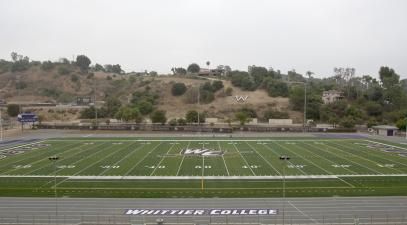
[267,79,289,97]
[171,83,187,96]
[206,61,210,67]
[138,101,153,115]
[94,63,105,72]
[396,118,407,130]
[168,118,178,126]
[250,66,268,87]
[212,80,224,92]
[177,118,187,126]
[150,110,167,124]
[10,52,30,72]
[185,110,205,123]
[172,67,187,75]
[104,97,122,117]
[235,111,251,126]
[340,116,356,128]
[187,63,200,73]
[76,55,91,72]
[7,104,19,117]
[365,101,383,117]
[379,66,399,88]
[115,106,140,122]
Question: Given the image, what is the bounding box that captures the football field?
[1,137,407,197]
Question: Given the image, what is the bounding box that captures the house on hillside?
[322,90,344,104]
[198,68,223,76]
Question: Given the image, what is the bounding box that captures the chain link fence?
[0,213,406,225]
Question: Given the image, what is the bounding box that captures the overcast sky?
[1,0,406,78]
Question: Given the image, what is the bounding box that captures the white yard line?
[175,142,191,176]
[366,140,407,151]
[149,143,177,176]
[0,141,77,171]
[0,140,45,152]
[72,143,134,176]
[22,142,107,175]
[301,142,357,175]
[277,142,335,175]
[322,143,384,174]
[266,142,307,175]
[337,141,406,173]
[245,141,281,175]
[3,142,99,175]
[231,142,256,176]
[98,142,145,176]
[217,141,230,176]
[123,142,163,176]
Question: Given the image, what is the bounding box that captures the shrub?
[177,118,187,126]
[58,66,71,75]
[150,110,167,124]
[263,110,289,120]
[71,74,79,82]
[212,80,224,92]
[168,118,177,126]
[171,83,187,96]
[7,104,20,117]
[225,87,233,96]
[41,61,54,71]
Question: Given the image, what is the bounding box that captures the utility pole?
[304,82,307,132]
[197,85,200,133]
[0,109,3,142]
[49,156,59,222]
[94,77,98,128]
[279,155,290,225]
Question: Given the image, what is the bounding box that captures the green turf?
[0,137,406,197]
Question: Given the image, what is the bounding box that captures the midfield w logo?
[235,95,248,102]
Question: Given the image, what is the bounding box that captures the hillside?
[0,65,301,122]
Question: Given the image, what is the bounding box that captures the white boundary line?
[48,139,361,142]
[1,174,406,179]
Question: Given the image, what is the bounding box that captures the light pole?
[197,85,200,133]
[49,156,59,221]
[288,82,307,132]
[279,155,290,225]
[94,77,98,128]
[0,108,3,142]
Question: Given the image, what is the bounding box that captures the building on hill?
[322,90,344,104]
[198,68,223,76]
[372,125,399,136]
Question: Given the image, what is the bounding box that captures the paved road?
[0,197,406,224]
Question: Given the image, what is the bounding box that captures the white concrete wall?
[269,119,293,125]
